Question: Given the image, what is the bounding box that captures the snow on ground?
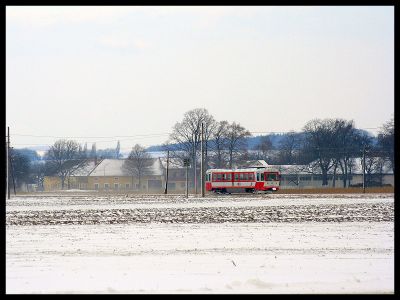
[6,194,394,294]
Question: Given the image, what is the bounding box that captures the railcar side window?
[244,173,248,180]
[213,174,217,181]
[261,173,264,181]
[227,174,232,181]
[249,173,254,180]
[217,174,222,180]
[256,173,260,181]
[235,174,238,181]
[239,173,244,180]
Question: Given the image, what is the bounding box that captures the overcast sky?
[6,6,394,151]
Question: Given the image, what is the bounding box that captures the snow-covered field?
[6,193,394,294]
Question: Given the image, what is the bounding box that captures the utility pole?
[193,138,197,195]
[186,162,189,198]
[362,146,366,194]
[9,148,16,196]
[184,158,190,198]
[201,122,205,197]
[7,126,10,199]
[164,150,169,194]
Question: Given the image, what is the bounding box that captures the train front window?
[268,173,277,180]
[267,173,277,181]
[256,173,260,181]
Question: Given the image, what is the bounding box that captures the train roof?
[206,166,280,173]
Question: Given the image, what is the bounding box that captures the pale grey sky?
[6,6,394,151]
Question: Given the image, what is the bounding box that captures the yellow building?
[87,158,165,192]
[43,159,98,191]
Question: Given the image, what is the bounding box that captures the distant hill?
[146,133,302,152]
[19,130,377,156]
[146,130,376,152]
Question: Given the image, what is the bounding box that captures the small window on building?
[95,177,98,181]
[114,177,119,180]
[94,183,99,190]
[114,183,119,189]
[125,183,130,189]
[104,183,109,190]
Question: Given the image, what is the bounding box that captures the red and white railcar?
[205,166,280,193]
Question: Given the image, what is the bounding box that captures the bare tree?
[45,139,80,189]
[90,143,97,159]
[377,117,394,172]
[253,136,273,162]
[168,108,216,191]
[277,131,302,164]
[115,141,122,159]
[225,122,251,169]
[303,119,338,186]
[209,120,229,168]
[331,119,361,188]
[122,144,153,191]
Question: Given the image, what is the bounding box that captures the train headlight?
[272,188,277,191]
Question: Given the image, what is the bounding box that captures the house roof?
[88,158,164,177]
[70,160,99,176]
[237,160,269,168]
[159,157,186,169]
[47,159,99,177]
[269,157,393,175]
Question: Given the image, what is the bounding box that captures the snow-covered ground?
[6,194,394,294]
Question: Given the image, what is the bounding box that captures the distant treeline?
[9,108,393,191]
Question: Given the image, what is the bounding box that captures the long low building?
[43,158,394,191]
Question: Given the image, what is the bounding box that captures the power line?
[11,127,382,139]
[12,133,170,138]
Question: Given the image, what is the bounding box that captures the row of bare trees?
[11,109,393,190]
[165,108,252,170]
[165,109,394,188]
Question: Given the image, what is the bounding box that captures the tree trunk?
[322,170,328,186]
[332,164,337,188]
[342,162,348,188]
